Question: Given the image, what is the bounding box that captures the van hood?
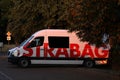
[8,47,18,52]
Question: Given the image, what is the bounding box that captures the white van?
[8,29,109,68]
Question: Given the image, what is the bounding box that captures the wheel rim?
[20,59,29,67]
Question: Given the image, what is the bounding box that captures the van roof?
[32,29,70,37]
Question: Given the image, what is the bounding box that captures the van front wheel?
[18,58,30,68]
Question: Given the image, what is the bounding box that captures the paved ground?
[0,52,120,80]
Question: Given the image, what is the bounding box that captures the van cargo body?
[8,29,109,68]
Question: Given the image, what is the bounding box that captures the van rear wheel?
[18,58,30,68]
[84,60,95,68]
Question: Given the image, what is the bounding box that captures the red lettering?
[56,48,69,57]
[44,43,55,57]
[36,46,40,57]
[23,46,33,57]
[95,48,108,58]
[22,43,109,59]
[70,44,80,58]
[81,44,94,58]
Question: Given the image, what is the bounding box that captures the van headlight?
[7,51,11,56]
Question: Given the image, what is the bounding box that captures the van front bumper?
[8,56,19,64]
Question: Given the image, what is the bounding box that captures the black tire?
[84,60,95,68]
[18,58,30,68]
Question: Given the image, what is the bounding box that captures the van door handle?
[40,49,44,50]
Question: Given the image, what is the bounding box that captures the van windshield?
[19,36,34,47]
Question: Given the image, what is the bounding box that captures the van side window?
[28,37,44,48]
[48,37,69,48]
